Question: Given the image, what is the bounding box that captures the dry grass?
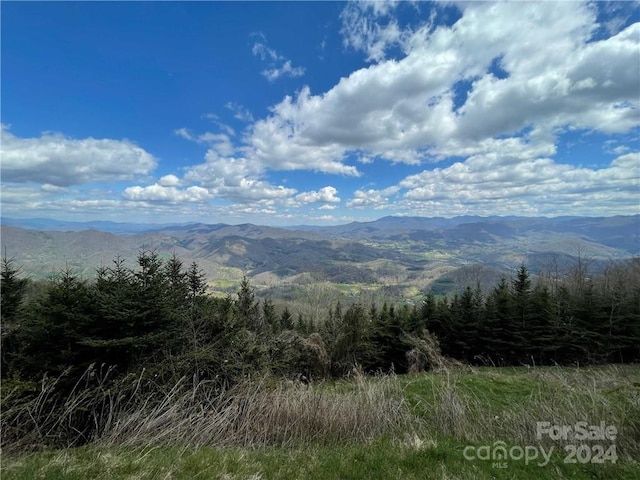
[100,373,416,448]
[3,364,638,465]
[1,366,419,453]
[3,366,639,480]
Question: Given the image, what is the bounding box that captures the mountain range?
[2,215,638,299]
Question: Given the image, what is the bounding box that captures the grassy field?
[2,365,639,479]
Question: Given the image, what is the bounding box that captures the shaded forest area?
[2,251,638,384]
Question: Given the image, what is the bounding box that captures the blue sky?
[2,1,639,226]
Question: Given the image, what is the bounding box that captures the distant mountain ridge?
[0,217,185,234]
[2,215,638,299]
[4,214,636,236]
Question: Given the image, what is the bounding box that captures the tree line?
[2,252,639,389]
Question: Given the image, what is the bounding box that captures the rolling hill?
[2,215,638,298]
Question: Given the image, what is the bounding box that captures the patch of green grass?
[2,436,638,480]
[3,366,639,479]
[401,368,547,416]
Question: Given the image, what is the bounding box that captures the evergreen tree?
[83,251,184,372]
[339,302,370,367]
[1,254,28,323]
[420,292,437,329]
[280,306,294,331]
[1,254,29,375]
[235,276,262,331]
[600,260,640,362]
[12,267,93,379]
[88,257,139,368]
[369,302,408,373]
[511,265,534,362]
[262,298,278,332]
[528,282,556,364]
[164,253,189,301]
[448,287,482,362]
[481,278,513,365]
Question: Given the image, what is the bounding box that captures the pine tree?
[1,254,28,323]
[88,257,138,368]
[511,264,534,362]
[280,306,294,330]
[235,276,262,331]
[481,278,513,365]
[369,302,408,372]
[164,253,189,310]
[449,287,482,362]
[528,282,556,364]
[13,267,93,379]
[339,302,371,368]
[262,298,278,332]
[1,254,29,375]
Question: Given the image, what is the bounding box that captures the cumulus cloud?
[0,126,157,187]
[182,148,297,204]
[348,151,640,217]
[347,186,399,210]
[247,89,362,176]
[0,181,224,222]
[294,186,341,205]
[245,1,638,178]
[158,174,181,187]
[122,184,213,203]
[7,3,637,222]
[319,204,337,210]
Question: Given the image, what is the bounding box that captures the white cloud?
[185,152,260,187]
[247,89,361,176]
[202,113,235,136]
[225,102,255,123]
[8,3,637,223]
[252,41,279,62]
[340,0,406,62]
[318,204,337,210]
[0,184,63,209]
[0,180,293,224]
[123,184,213,203]
[262,60,305,82]
[349,151,640,217]
[158,174,181,187]
[0,126,157,187]
[347,186,399,210]
[174,128,235,156]
[245,1,638,177]
[455,21,640,138]
[182,149,297,203]
[251,35,305,82]
[294,186,341,205]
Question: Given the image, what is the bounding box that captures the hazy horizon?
[3,212,639,231]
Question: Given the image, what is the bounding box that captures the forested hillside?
[3,252,638,381]
[2,215,638,301]
[1,251,639,454]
